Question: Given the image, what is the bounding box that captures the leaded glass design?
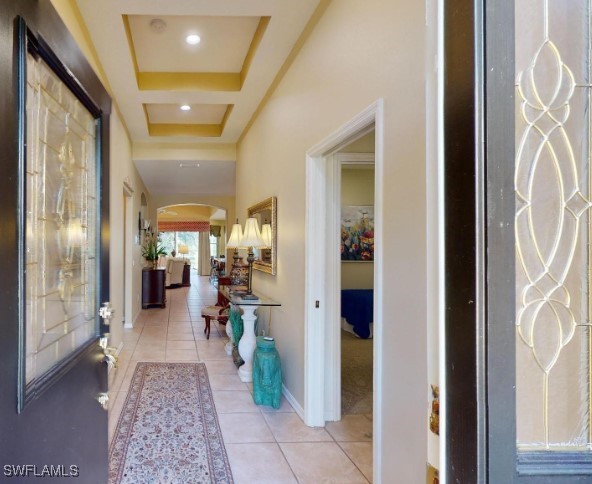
[515,0,592,450]
[25,51,98,385]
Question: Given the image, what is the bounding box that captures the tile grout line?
[335,441,372,483]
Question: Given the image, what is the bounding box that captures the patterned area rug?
[109,362,233,484]
[341,330,373,415]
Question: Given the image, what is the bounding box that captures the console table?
[142,268,166,308]
[219,285,281,382]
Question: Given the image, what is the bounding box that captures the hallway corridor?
[108,273,373,483]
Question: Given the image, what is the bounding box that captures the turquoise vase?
[252,336,282,409]
[229,306,243,344]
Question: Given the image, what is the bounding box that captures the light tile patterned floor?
[109,273,373,483]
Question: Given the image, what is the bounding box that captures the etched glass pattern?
[515,0,592,450]
[25,52,98,384]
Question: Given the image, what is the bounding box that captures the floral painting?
[340,206,374,261]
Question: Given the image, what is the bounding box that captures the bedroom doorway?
[338,148,375,419]
[304,100,384,475]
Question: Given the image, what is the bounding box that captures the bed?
[340,289,373,339]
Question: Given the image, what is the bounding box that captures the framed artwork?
[340,206,374,261]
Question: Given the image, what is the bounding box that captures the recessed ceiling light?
[179,163,200,168]
[180,105,191,111]
[185,34,201,45]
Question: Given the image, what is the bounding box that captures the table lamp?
[240,217,265,299]
[178,244,189,261]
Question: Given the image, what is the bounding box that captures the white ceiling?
[75,0,322,199]
[128,15,260,73]
[145,103,228,124]
[135,159,236,196]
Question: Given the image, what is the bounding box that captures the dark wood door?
[446,1,592,481]
[0,1,111,482]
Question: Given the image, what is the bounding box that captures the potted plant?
[141,231,167,269]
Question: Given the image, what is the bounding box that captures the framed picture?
[340,206,374,261]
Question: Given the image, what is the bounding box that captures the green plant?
[141,231,167,261]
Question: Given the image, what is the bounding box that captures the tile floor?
[108,273,373,483]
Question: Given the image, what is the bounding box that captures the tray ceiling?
[74,0,323,196]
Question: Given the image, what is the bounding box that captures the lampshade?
[240,218,265,248]
[178,244,189,255]
[260,224,272,248]
[226,223,244,248]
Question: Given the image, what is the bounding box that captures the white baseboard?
[108,342,125,373]
[282,384,306,423]
[125,308,142,329]
[114,341,124,356]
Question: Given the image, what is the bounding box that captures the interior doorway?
[304,100,384,475]
[338,149,375,419]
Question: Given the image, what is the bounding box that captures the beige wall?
[236,0,428,480]
[341,167,375,290]
[341,131,375,153]
[110,112,150,336]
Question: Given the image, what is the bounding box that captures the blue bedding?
[341,289,373,339]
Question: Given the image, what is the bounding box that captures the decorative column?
[237,305,258,382]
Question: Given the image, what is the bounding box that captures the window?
[159,231,199,266]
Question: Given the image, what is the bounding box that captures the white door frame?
[123,181,134,329]
[304,100,384,476]
[326,152,375,423]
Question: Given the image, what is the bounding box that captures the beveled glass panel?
[25,51,98,385]
[515,0,592,451]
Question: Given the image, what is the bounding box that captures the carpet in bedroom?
[341,330,373,415]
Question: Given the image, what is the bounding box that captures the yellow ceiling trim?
[138,72,241,92]
[220,105,234,132]
[239,0,332,144]
[51,0,113,94]
[124,15,269,92]
[142,103,150,132]
[240,16,271,88]
[149,123,223,137]
[122,15,140,78]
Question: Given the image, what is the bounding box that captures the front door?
[0,2,111,482]
[445,0,592,482]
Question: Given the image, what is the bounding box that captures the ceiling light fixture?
[185,34,201,45]
[179,163,200,168]
[180,104,191,111]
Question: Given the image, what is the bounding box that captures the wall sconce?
[239,217,265,300]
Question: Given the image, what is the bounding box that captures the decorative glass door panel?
[515,0,592,452]
[24,49,98,390]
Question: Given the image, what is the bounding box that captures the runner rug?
[109,362,233,483]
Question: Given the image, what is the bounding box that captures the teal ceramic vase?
[252,336,282,409]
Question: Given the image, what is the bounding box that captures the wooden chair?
[201,304,229,339]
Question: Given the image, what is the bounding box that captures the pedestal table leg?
[225,313,234,355]
[237,305,257,382]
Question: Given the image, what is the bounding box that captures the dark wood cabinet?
[142,268,166,308]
